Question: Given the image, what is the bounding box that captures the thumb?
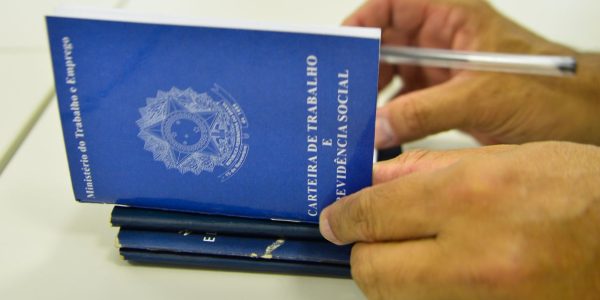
[376,77,475,148]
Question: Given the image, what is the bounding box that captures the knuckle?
[448,0,490,15]
[399,98,430,135]
[394,148,433,166]
[464,242,532,290]
[348,191,380,241]
[350,244,384,298]
[371,0,388,11]
[476,163,517,195]
[446,159,517,208]
[350,244,373,281]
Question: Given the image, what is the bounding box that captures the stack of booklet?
[112,206,352,277]
[46,7,383,277]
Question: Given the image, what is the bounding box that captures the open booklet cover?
[47,7,380,223]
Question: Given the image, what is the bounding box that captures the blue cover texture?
[47,14,380,222]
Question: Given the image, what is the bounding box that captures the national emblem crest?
[137,84,249,181]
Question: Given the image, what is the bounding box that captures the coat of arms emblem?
[137,85,249,181]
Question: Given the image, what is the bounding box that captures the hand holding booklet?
[47,7,380,223]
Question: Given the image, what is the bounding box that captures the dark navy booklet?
[117,228,351,265]
[120,249,351,278]
[111,206,323,240]
[113,206,352,277]
[46,8,380,223]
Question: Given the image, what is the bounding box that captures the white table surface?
[1,1,598,299]
[0,0,120,173]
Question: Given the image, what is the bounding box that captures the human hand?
[344,0,600,146]
[320,142,600,299]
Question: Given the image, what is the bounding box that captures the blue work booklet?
[113,206,351,277]
[111,206,324,240]
[120,249,351,278]
[47,8,380,223]
[118,229,351,266]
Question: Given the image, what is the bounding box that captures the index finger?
[343,0,476,91]
[320,169,452,245]
[343,0,428,36]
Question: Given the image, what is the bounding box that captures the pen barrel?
[380,46,577,77]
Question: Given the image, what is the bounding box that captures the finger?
[402,3,468,88]
[414,0,474,50]
[397,66,451,97]
[343,0,430,38]
[320,172,449,245]
[375,76,475,148]
[373,145,516,184]
[346,0,479,95]
[378,64,396,90]
[397,66,428,95]
[380,28,418,92]
[343,2,401,91]
[351,240,445,299]
[343,0,477,47]
[342,0,392,28]
[320,145,518,245]
[373,149,458,185]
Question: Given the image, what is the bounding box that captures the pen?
[380,46,577,77]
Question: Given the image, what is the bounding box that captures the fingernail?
[319,211,343,245]
[375,114,395,149]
